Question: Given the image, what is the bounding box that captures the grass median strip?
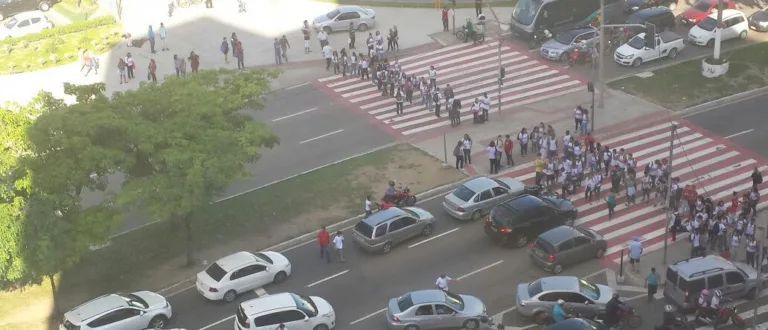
[608,41,768,111]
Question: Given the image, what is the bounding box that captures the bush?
[1,45,11,55]
[37,58,46,66]
[0,15,116,47]
[50,54,61,63]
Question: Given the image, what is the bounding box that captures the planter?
[701,58,729,78]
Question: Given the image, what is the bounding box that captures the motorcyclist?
[464,18,475,43]
[657,304,687,329]
[603,293,625,328]
[384,180,398,203]
[552,299,568,323]
[709,289,723,323]
[696,290,712,320]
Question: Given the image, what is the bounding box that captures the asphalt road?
[161,194,632,330]
[685,93,768,158]
[94,82,396,235]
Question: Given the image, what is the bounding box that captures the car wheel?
[357,23,368,32]
[313,324,330,330]
[421,224,433,236]
[533,311,550,325]
[668,48,678,59]
[148,315,168,329]
[456,30,466,40]
[668,2,677,10]
[552,264,563,274]
[323,26,332,34]
[404,325,420,330]
[382,242,393,254]
[631,58,642,67]
[464,319,480,329]
[273,271,288,284]
[470,210,483,221]
[514,234,529,248]
[564,216,575,226]
[559,52,569,62]
[39,1,52,11]
[596,248,606,258]
[223,290,237,303]
[739,30,748,39]
[706,39,715,47]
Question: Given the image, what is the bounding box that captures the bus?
[509,0,625,39]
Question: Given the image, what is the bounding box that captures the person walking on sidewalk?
[333,231,345,262]
[280,35,290,62]
[147,59,157,82]
[317,226,331,263]
[628,236,643,273]
[168,0,175,18]
[518,128,529,156]
[475,0,483,16]
[645,267,659,302]
[487,141,499,174]
[453,140,464,170]
[441,7,450,31]
[462,134,472,165]
[302,20,312,54]
[349,22,356,49]
[318,29,329,49]
[323,44,333,71]
[273,38,283,65]
[504,135,514,167]
[159,23,168,51]
[752,166,763,190]
[364,195,373,217]
[147,25,156,54]
[234,40,245,70]
[117,58,127,84]
[125,53,135,79]
[731,234,741,261]
[746,236,758,267]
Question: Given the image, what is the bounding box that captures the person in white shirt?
[364,195,373,217]
[317,30,329,48]
[731,234,741,261]
[574,106,583,131]
[428,66,437,89]
[518,129,529,156]
[487,141,499,174]
[746,236,758,267]
[481,93,491,122]
[333,231,345,262]
[548,136,557,159]
[322,44,333,71]
[545,161,555,186]
[462,134,473,164]
[435,274,453,291]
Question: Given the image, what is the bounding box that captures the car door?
[29,16,43,33]
[253,312,282,330]
[572,236,596,263]
[413,304,437,328]
[276,310,308,329]
[473,189,494,214]
[704,273,725,297]
[92,308,143,330]
[387,218,408,244]
[555,239,576,265]
[333,12,357,30]
[399,216,420,239]
[373,223,388,245]
[563,292,596,317]
[12,18,30,37]
[434,303,459,328]
[580,31,598,47]
[228,266,254,293]
[244,264,270,289]
[489,186,510,209]
[723,271,747,297]
[535,292,566,312]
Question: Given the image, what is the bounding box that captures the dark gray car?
[529,226,607,274]
[352,207,435,254]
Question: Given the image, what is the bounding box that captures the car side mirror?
[452,311,457,315]
[305,316,310,322]
[585,301,590,304]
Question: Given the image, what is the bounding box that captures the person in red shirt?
[682,185,698,218]
[504,134,514,166]
[317,226,331,263]
[583,132,596,150]
[441,7,449,32]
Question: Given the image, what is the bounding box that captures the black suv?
[626,0,679,13]
[484,194,577,248]
[0,0,57,21]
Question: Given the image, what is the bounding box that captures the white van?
[688,9,749,46]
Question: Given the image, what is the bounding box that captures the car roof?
[539,226,581,245]
[65,294,128,323]
[240,293,296,316]
[504,194,544,210]
[631,6,673,18]
[12,11,45,19]
[410,290,446,304]
[539,276,580,292]
[337,5,364,12]
[708,9,742,18]
[361,207,406,226]
[463,176,501,192]
[669,255,738,278]
[560,27,595,39]
[215,251,258,272]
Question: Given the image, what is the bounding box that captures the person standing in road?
[317,226,331,263]
[159,23,168,51]
[475,0,483,16]
[394,87,404,115]
[220,37,230,64]
[441,7,449,31]
[147,25,156,54]
[147,59,157,82]
[349,22,356,49]
[574,105,583,131]
[435,274,454,291]
[331,51,340,74]
[189,51,199,73]
[487,141,499,174]
[360,55,369,80]
[645,267,659,302]
[731,234,741,261]
[746,235,758,267]
[481,92,490,122]
[453,140,464,170]
[318,29,329,49]
[462,134,472,165]
[392,26,400,50]
[428,65,437,89]
[752,167,763,189]
[168,0,175,18]
[273,38,282,65]
[605,191,616,219]
[234,40,245,70]
[333,231,345,262]
[323,43,333,71]
[628,236,643,273]
[504,135,514,167]
[280,35,290,62]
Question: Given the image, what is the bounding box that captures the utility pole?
[752,224,766,329]
[663,124,677,265]
[451,0,456,35]
[486,1,504,118]
[598,0,606,111]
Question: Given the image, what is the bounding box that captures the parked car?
[540,27,599,62]
[0,10,52,39]
[484,194,577,248]
[386,290,487,330]
[60,292,172,330]
[614,31,684,67]
[442,176,526,221]
[312,5,376,33]
[196,251,291,302]
[235,292,336,330]
[626,7,677,37]
[529,226,608,274]
[0,0,56,21]
[515,276,615,320]
[679,0,736,26]
[543,318,609,329]
[626,0,678,13]
[688,9,749,47]
[748,8,768,32]
[352,206,435,253]
[664,255,759,311]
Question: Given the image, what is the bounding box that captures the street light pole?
[753,224,766,329]
[663,124,677,265]
[485,1,503,118]
[598,0,606,111]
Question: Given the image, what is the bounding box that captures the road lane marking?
[350,307,388,325]
[271,107,317,122]
[457,260,504,280]
[284,82,309,90]
[165,284,196,297]
[306,270,349,288]
[254,288,268,296]
[491,306,516,321]
[408,228,459,248]
[725,129,754,139]
[198,315,235,330]
[299,129,344,144]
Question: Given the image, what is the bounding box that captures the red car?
[679,0,736,25]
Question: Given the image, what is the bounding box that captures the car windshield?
[627,36,645,49]
[117,293,149,309]
[205,262,228,282]
[693,1,712,11]
[453,185,476,202]
[697,17,717,31]
[575,227,597,239]
[512,0,543,26]
[4,18,17,29]
[326,9,340,19]
[493,178,510,189]
[397,293,414,311]
[528,280,543,296]
[491,206,519,226]
[291,293,319,317]
[443,291,466,311]
[254,252,273,264]
[555,31,578,44]
[579,279,600,300]
[354,221,374,238]
[403,208,420,219]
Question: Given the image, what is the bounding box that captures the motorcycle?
[456,25,486,44]
[478,316,505,329]
[378,183,417,209]
[528,28,552,49]
[617,305,643,329]
[568,42,596,67]
[534,307,590,325]
[696,302,746,328]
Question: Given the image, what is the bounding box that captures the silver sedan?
[312,5,376,33]
[516,276,615,321]
[540,27,599,61]
[443,176,526,221]
[386,290,487,330]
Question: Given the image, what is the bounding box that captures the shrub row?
[0,15,117,47]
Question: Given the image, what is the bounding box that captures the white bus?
[509,0,625,39]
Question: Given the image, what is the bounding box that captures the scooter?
[456,26,486,44]
[568,43,596,66]
[696,299,746,328]
[528,28,552,49]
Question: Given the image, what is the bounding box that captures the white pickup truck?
[614,31,685,67]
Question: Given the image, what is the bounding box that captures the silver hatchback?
[352,207,435,254]
[516,276,614,320]
[312,5,376,33]
[386,290,487,330]
[540,27,599,61]
[443,176,526,221]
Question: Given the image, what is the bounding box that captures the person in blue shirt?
[384,180,398,203]
[552,299,567,323]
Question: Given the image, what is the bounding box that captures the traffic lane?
[685,93,768,157]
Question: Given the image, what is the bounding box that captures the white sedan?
[196,251,291,302]
[0,11,53,39]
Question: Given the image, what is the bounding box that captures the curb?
[678,86,768,118]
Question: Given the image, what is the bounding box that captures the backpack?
[433,93,439,103]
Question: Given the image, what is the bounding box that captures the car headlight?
[632,6,639,10]
[322,311,334,318]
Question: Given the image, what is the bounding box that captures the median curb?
[678,85,768,118]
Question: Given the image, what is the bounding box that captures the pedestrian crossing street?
[314,41,584,137]
[496,120,768,265]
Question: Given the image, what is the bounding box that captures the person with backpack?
[220,37,230,64]
[394,87,405,115]
[433,87,443,117]
[453,140,464,169]
[752,167,763,189]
